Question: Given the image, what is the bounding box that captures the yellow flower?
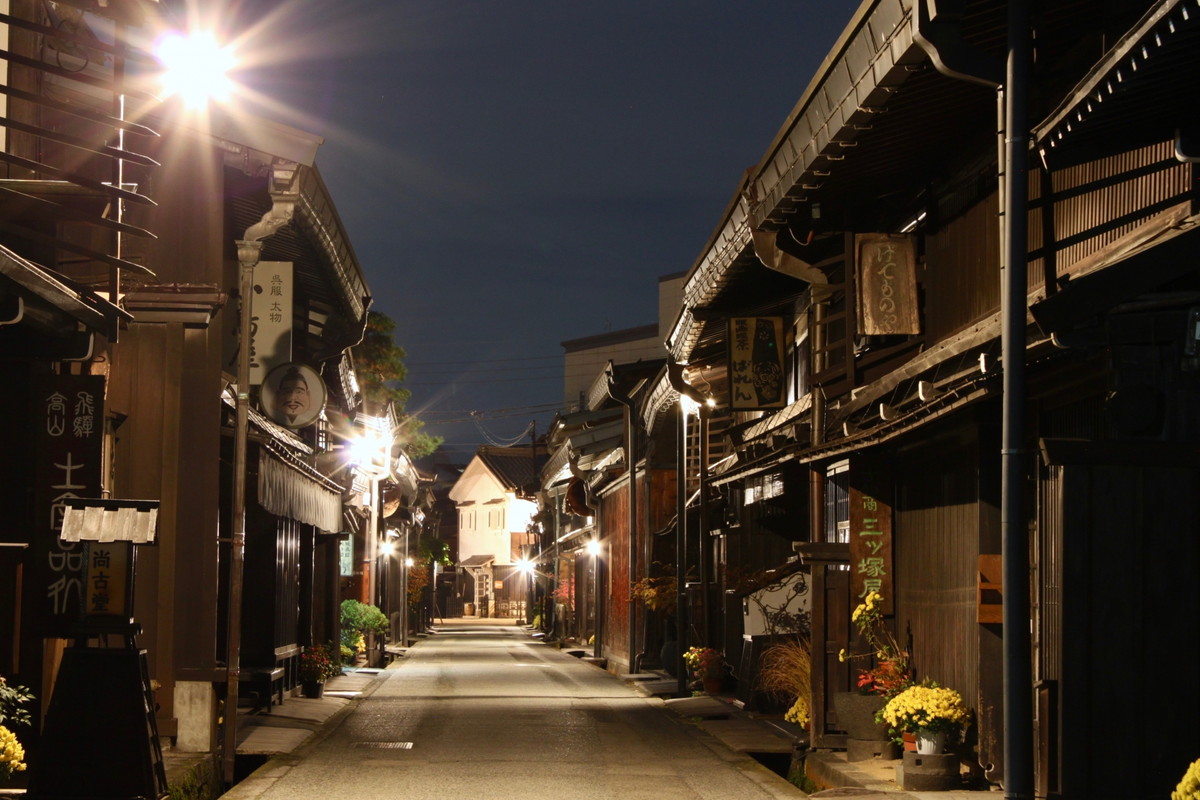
[784,696,810,728]
[881,684,971,737]
[0,725,26,779]
[837,648,848,663]
[1174,757,1200,800]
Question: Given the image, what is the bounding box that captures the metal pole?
[675,403,688,697]
[223,240,260,786]
[223,165,298,786]
[697,408,710,645]
[401,526,410,647]
[1002,1,1034,796]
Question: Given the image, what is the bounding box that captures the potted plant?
[631,574,677,616]
[0,676,32,784]
[879,681,972,754]
[340,599,388,666]
[298,643,341,698]
[683,646,725,695]
[757,635,812,729]
[833,591,912,743]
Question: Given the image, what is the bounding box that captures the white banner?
[250,261,293,385]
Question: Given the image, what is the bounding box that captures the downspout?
[915,2,1033,796]
[1000,3,1034,797]
[606,362,642,673]
[567,449,602,659]
[667,361,710,693]
[675,402,688,698]
[224,160,301,788]
[697,405,711,645]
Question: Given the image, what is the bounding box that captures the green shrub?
[340,600,388,652]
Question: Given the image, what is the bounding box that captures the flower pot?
[301,680,325,699]
[702,677,722,695]
[832,691,889,740]
[915,728,946,754]
[902,731,917,751]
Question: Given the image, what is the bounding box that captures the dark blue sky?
[221,0,861,458]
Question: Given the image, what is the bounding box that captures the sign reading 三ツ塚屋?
[848,486,893,613]
[728,316,786,410]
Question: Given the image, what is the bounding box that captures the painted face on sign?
[275,369,310,424]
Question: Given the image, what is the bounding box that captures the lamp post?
[401,527,411,647]
[586,538,602,658]
[515,555,535,626]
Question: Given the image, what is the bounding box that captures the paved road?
[224,620,803,800]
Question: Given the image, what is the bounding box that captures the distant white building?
[560,272,683,412]
[448,445,547,617]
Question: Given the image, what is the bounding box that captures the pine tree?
[353,311,442,457]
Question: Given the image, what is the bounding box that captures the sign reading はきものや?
[855,233,920,336]
[34,375,104,634]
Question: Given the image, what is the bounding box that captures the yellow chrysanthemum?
[0,725,26,779]
[1173,757,1200,800]
[784,696,810,728]
[881,684,971,736]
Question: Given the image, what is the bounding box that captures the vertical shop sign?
[848,486,893,613]
[728,316,786,410]
[84,541,131,617]
[855,234,919,336]
[34,374,104,634]
[249,261,293,386]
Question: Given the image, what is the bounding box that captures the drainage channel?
[351,741,414,750]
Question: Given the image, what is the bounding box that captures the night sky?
[184,0,861,459]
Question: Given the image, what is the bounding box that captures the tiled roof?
[476,445,549,494]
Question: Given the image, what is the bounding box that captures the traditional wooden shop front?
[656,0,1200,795]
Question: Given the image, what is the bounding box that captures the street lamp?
[155,31,235,108]
[585,539,601,657]
[515,555,535,625]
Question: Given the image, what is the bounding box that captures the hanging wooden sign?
[855,233,920,336]
[728,316,787,410]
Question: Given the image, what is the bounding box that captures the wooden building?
[0,0,378,772]
[641,0,1200,796]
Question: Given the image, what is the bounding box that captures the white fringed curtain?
[257,448,343,532]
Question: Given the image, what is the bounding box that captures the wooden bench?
[238,667,285,712]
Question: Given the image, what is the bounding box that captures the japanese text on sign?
[848,486,893,613]
[35,376,104,632]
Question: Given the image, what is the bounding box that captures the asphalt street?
[220,620,803,800]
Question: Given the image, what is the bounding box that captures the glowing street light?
[155,31,235,109]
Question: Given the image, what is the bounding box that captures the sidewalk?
[625,675,995,799]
